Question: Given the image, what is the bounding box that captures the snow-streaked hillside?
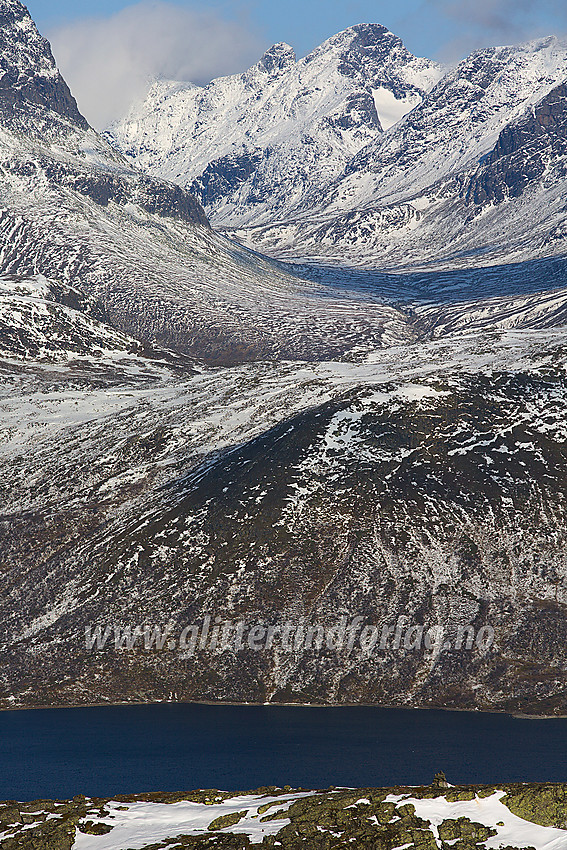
[329,36,567,211]
[3,288,567,712]
[107,24,441,227]
[3,0,567,716]
[0,6,425,364]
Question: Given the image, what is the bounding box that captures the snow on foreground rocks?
[72,792,314,849]
[386,791,567,850]
[73,790,567,849]
[3,785,567,849]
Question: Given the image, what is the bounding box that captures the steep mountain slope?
[0,0,87,134]
[464,79,567,207]
[227,37,567,269]
[3,321,567,713]
[0,1,420,365]
[107,24,441,227]
[329,36,567,211]
[3,2,567,716]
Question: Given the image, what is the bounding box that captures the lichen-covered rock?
[433,771,450,789]
[0,804,22,826]
[77,819,114,835]
[502,783,567,828]
[1,785,566,849]
[208,810,248,830]
[0,819,76,850]
[438,815,497,843]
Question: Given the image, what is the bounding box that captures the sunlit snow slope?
[108,24,441,228]
[111,31,567,272]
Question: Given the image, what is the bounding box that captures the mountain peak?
[341,22,393,41]
[257,42,296,74]
[300,22,437,91]
[0,0,29,17]
[0,0,87,132]
[313,22,400,54]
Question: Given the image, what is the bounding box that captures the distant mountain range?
[1,0,567,716]
[107,24,441,230]
[108,30,567,271]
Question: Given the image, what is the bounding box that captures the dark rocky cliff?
[465,81,567,205]
[0,0,88,132]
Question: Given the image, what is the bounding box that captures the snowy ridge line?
[108,29,567,272]
[108,23,442,228]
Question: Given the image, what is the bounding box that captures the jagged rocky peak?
[309,22,441,95]
[107,21,442,227]
[310,22,396,57]
[257,42,296,74]
[331,22,412,66]
[439,36,567,101]
[0,0,87,131]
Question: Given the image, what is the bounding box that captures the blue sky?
[27,0,567,61]
[24,0,567,128]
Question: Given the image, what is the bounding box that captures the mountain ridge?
[108,29,567,273]
[3,3,567,716]
[107,23,441,228]
[0,0,87,134]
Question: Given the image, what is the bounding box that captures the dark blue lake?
[1,703,566,801]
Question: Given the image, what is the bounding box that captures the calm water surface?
[1,703,565,801]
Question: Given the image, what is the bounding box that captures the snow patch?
[72,792,314,849]
[386,791,567,850]
[372,86,422,130]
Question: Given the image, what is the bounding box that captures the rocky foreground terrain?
[2,780,567,849]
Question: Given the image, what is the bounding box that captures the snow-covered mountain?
[0,2,425,364]
[329,36,567,211]
[230,38,567,270]
[3,1,567,716]
[107,24,441,227]
[110,32,567,272]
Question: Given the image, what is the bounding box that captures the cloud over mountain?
[47,1,265,128]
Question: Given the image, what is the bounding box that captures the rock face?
[465,80,567,205]
[107,24,441,227]
[0,0,87,133]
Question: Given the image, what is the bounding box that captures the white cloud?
[47,1,266,129]
[431,0,567,59]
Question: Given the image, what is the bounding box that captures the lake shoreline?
[2,700,567,800]
[0,697,564,720]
